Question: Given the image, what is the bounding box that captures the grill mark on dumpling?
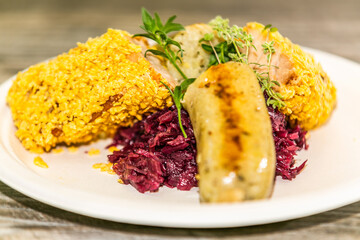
[204,64,245,170]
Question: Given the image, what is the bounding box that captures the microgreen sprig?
[259,40,285,108]
[209,16,255,64]
[263,24,278,33]
[262,41,276,63]
[134,8,194,138]
[203,16,286,110]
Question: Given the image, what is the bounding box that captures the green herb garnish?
[134,8,194,138]
[161,78,195,138]
[263,24,278,33]
[202,16,286,109]
[260,27,286,108]
[199,33,220,64]
[208,16,255,64]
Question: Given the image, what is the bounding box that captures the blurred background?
[0,0,359,82]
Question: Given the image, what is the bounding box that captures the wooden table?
[1,0,360,239]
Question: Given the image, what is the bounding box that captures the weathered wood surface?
[1,0,360,239]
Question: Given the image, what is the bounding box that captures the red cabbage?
[268,105,308,180]
[108,106,197,193]
[108,103,308,193]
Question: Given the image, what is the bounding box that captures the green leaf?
[272,80,281,87]
[144,49,168,59]
[276,92,284,98]
[180,78,195,93]
[209,16,230,32]
[165,15,176,24]
[263,24,272,32]
[201,43,213,52]
[262,80,269,88]
[178,48,185,59]
[160,81,174,96]
[139,25,148,33]
[228,53,240,62]
[154,13,163,30]
[173,86,181,99]
[208,54,218,67]
[156,31,168,42]
[133,33,158,43]
[164,15,177,28]
[175,54,182,63]
[163,23,185,34]
[132,33,152,39]
[203,33,214,41]
[251,44,257,51]
[235,41,244,48]
[141,8,155,32]
[162,15,184,33]
[270,27,278,32]
[167,38,183,52]
[268,99,276,105]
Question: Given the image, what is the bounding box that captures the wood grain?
[1,0,360,239]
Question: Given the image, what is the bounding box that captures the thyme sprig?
[202,16,286,109]
[209,16,255,64]
[134,8,195,138]
[260,34,286,108]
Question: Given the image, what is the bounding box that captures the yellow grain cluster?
[33,156,48,168]
[92,162,115,175]
[7,29,172,153]
[108,146,120,153]
[88,148,100,156]
[245,22,337,130]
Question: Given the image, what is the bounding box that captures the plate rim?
[1,47,360,228]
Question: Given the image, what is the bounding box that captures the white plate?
[0,48,359,228]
